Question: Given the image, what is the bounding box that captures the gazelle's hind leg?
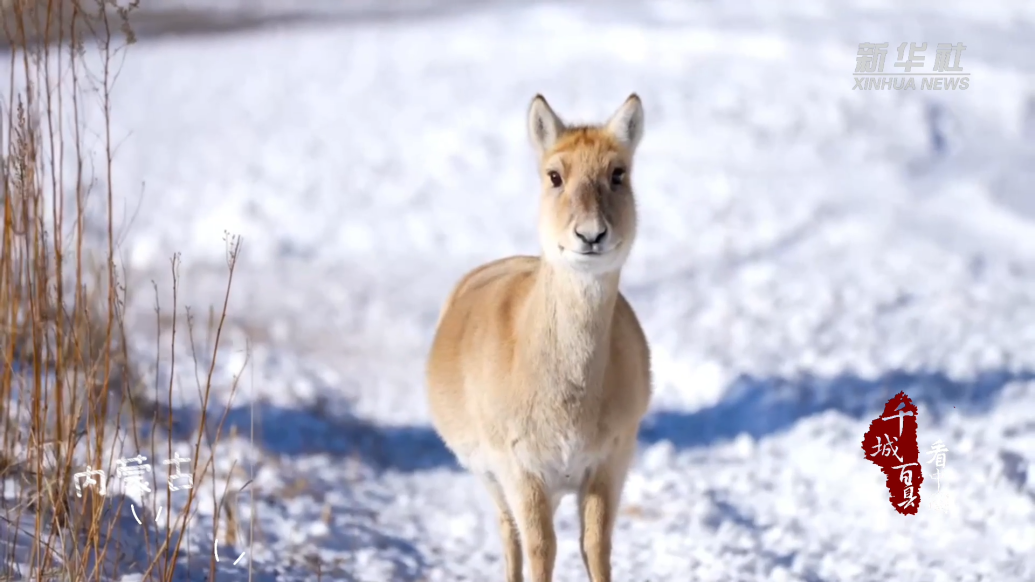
[578,435,636,582]
[482,474,523,582]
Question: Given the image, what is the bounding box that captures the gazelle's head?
[528,94,644,276]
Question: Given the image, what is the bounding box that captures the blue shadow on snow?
[156,399,461,474]
[638,367,1034,450]
[153,367,1031,473]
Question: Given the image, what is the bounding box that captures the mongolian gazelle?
[426,94,652,582]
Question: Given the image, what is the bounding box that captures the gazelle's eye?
[547,171,563,188]
[610,168,625,187]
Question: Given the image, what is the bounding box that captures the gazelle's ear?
[606,94,644,153]
[528,95,564,155]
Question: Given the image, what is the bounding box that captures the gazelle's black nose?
[574,226,607,245]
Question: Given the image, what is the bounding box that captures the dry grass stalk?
[0,1,254,581]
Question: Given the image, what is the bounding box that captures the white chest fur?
[519,430,608,506]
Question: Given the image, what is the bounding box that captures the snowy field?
[4,0,1035,580]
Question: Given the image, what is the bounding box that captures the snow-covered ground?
[4,0,1035,580]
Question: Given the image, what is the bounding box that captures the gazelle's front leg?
[578,437,635,582]
[507,472,557,582]
[482,474,523,582]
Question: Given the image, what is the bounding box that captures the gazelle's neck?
[524,258,621,388]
